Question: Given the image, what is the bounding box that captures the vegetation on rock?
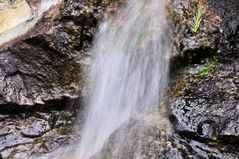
[191,5,204,32]
[197,59,217,77]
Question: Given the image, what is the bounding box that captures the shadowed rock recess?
[0,0,238,158]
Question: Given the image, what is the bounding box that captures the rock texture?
[100,116,176,159]
[0,0,117,158]
[169,61,238,158]
[0,110,78,159]
[0,0,238,158]
[208,0,239,60]
[100,0,239,158]
[168,0,239,158]
[170,0,220,64]
[0,0,114,106]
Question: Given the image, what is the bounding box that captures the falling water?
[37,0,171,158]
[76,0,170,158]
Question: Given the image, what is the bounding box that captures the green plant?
[203,40,213,49]
[198,60,217,77]
[191,6,204,33]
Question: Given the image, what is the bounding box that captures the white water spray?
[77,0,170,158]
[35,0,171,158]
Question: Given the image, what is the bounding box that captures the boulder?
[0,0,113,106]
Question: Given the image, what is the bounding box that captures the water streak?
[34,0,171,158]
[77,0,170,158]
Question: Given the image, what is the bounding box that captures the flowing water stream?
[37,0,171,158]
[77,0,170,158]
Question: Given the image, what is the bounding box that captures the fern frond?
[191,6,204,33]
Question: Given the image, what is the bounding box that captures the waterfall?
[38,0,171,158]
[77,0,170,158]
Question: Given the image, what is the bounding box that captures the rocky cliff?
[0,0,238,158]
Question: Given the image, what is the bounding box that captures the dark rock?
[168,1,239,157]
[169,58,239,158]
[0,0,115,107]
[0,0,118,158]
[0,110,77,158]
[207,0,239,60]
[170,0,220,64]
[48,111,75,129]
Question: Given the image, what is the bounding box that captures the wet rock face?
[171,68,238,135]
[171,0,238,63]
[169,54,239,158]
[170,0,220,64]
[0,43,83,105]
[0,110,78,158]
[99,116,226,159]
[99,116,181,159]
[168,1,239,158]
[0,0,114,106]
[0,0,118,157]
[208,0,239,59]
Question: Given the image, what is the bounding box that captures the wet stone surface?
[0,0,118,107]
[167,1,239,156]
[168,0,239,157]
[0,111,78,159]
[208,0,239,59]
[0,0,238,158]
[169,60,239,158]
[100,116,177,159]
[170,0,221,63]
[0,0,119,158]
[21,118,51,138]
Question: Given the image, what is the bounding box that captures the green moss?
[198,59,217,77]
[203,40,214,49]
